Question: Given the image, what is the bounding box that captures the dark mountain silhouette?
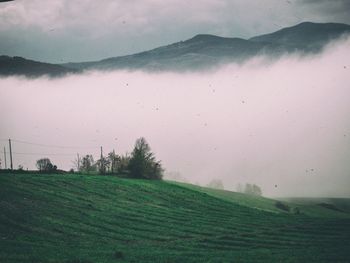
[65,35,290,71]
[1,22,349,77]
[0,56,78,77]
[62,22,350,72]
[250,22,350,51]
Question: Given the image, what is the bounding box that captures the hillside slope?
[0,173,350,263]
[0,56,78,77]
[1,22,349,76]
[250,22,350,51]
[64,22,350,72]
[173,182,350,217]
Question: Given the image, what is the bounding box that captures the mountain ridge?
[1,22,349,77]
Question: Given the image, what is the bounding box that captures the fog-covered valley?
[1,37,349,197]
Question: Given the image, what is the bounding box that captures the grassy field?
[173,181,350,217]
[0,173,349,262]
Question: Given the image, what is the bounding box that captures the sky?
[0,1,350,198]
[0,0,350,63]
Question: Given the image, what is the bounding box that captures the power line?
[12,152,77,156]
[10,139,99,149]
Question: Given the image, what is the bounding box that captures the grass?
[173,181,350,217]
[170,181,285,213]
[0,173,349,262]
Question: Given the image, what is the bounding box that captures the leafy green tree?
[128,137,163,179]
[36,158,57,172]
[97,156,110,174]
[207,179,224,190]
[236,183,243,193]
[80,155,96,173]
[117,154,131,173]
[244,183,262,196]
[252,184,262,196]
[108,151,119,173]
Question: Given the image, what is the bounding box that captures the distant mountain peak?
[2,22,350,77]
[186,34,232,43]
[250,21,350,45]
[0,55,78,77]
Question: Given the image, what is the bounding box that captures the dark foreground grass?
[0,173,349,263]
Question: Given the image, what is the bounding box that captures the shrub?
[292,207,301,214]
[275,201,290,212]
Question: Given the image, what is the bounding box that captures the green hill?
[172,181,350,217]
[0,173,349,263]
[170,182,284,214]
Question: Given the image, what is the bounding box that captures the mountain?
[0,56,78,77]
[250,22,350,51]
[1,22,349,77]
[62,22,350,72]
[62,35,292,72]
[65,35,291,71]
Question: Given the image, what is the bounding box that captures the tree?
[96,156,110,174]
[252,184,262,196]
[107,152,131,174]
[108,151,119,173]
[80,155,95,173]
[207,179,224,190]
[244,183,262,196]
[128,137,163,179]
[36,158,57,172]
[117,154,131,173]
[236,183,243,193]
[72,155,81,172]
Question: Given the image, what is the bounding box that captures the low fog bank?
[0,38,350,197]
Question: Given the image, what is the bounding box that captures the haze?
[1,38,350,197]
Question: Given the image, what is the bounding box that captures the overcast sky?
[0,0,350,63]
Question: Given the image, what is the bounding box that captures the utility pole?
[111,149,115,173]
[9,139,13,170]
[100,146,104,174]
[77,153,80,171]
[3,147,7,169]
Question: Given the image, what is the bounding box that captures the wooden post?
[9,139,13,170]
[3,147,7,169]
